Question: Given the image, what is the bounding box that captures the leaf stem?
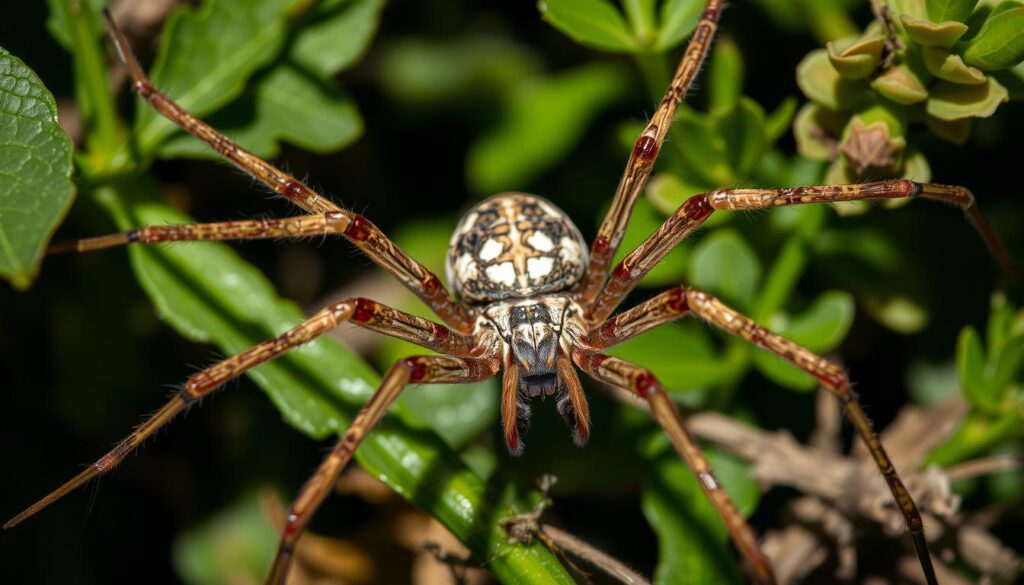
[63,0,123,163]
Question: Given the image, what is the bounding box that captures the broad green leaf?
[611,322,738,391]
[159,64,362,160]
[93,180,574,584]
[134,0,294,154]
[174,492,279,585]
[538,0,639,53]
[708,38,744,113]
[901,14,969,48]
[962,1,1024,70]
[643,449,757,585]
[926,76,1009,120]
[290,0,385,79]
[380,36,540,104]
[957,326,988,408]
[655,0,704,51]
[923,46,987,84]
[673,106,734,185]
[0,47,75,289]
[753,291,855,391]
[870,64,929,105]
[717,97,766,176]
[467,63,627,194]
[926,0,980,22]
[796,49,868,111]
[688,229,762,309]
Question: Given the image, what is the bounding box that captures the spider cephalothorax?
[11,4,1022,584]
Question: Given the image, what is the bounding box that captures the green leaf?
[174,492,279,585]
[793,102,848,162]
[708,37,744,113]
[827,35,885,80]
[753,291,855,391]
[611,322,737,391]
[654,0,704,51]
[44,0,105,50]
[961,1,1024,70]
[901,14,969,48]
[467,62,627,194]
[717,97,767,177]
[923,46,987,84]
[0,46,75,289]
[93,179,574,584]
[673,106,735,185]
[134,0,294,154]
[796,49,868,111]
[926,76,1009,120]
[764,96,797,144]
[870,64,929,105]
[643,449,758,585]
[688,229,762,310]
[158,64,362,160]
[957,326,988,408]
[538,0,639,53]
[289,0,385,79]
[926,0,980,23]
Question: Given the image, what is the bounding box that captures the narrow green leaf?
[926,0,979,23]
[655,0,704,51]
[93,180,574,584]
[538,0,639,53]
[688,229,762,310]
[290,0,385,79]
[989,335,1024,400]
[467,63,628,194]
[717,97,766,176]
[957,326,988,408]
[159,64,362,160]
[764,96,797,144]
[643,449,757,585]
[962,1,1024,70]
[0,46,75,289]
[708,38,744,114]
[134,0,294,154]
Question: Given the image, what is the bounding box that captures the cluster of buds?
[794,0,1024,198]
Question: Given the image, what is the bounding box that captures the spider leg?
[265,354,500,585]
[587,179,1023,323]
[101,11,473,333]
[3,299,470,529]
[571,349,776,585]
[580,0,723,303]
[587,286,940,585]
[48,213,354,253]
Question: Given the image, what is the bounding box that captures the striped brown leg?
[265,355,500,585]
[580,0,723,303]
[587,179,1022,323]
[48,213,355,253]
[571,349,776,585]
[678,287,939,585]
[3,299,470,529]
[101,11,472,332]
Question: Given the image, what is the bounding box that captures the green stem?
[64,0,122,161]
[752,237,808,322]
[622,0,657,48]
[633,50,669,107]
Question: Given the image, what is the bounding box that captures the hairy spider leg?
[581,0,722,303]
[587,286,940,585]
[587,180,1023,324]
[265,355,500,585]
[4,299,470,529]
[571,350,777,585]
[101,10,473,333]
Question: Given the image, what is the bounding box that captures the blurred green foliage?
[1,0,1022,584]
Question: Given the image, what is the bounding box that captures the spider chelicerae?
[7,3,1022,584]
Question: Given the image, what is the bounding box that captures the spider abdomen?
[446,193,587,303]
